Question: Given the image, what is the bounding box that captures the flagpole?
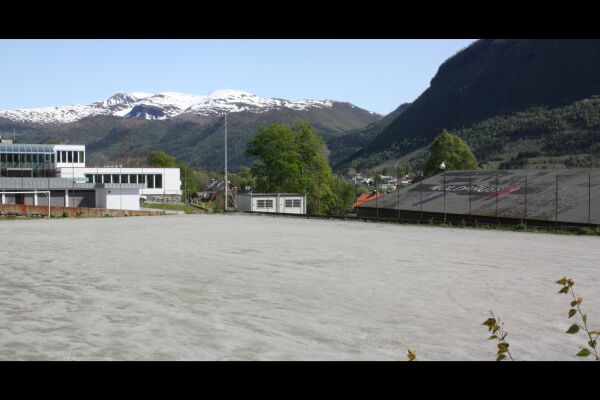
[224,113,228,211]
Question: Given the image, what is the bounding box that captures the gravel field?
[1,213,598,360]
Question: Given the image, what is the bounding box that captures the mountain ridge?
[342,39,600,171]
[0,89,378,125]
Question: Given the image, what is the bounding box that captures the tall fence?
[355,170,600,229]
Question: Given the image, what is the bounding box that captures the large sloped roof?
[359,169,600,225]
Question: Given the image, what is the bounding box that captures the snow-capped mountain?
[0,90,349,124]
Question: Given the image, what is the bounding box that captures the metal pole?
[443,171,446,223]
[355,176,359,219]
[224,114,228,211]
[589,173,591,225]
[375,182,379,219]
[495,173,499,225]
[469,175,472,224]
[524,175,528,225]
[420,177,423,222]
[555,174,558,225]
[397,175,400,220]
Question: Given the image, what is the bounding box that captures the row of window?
[256,199,274,208]
[85,173,163,189]
[0,153,55,164]
[57,151,85,164]
[256,199,302,208]
[285,199,302,208]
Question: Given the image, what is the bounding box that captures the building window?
[94,174,102,183]
[103,174,111,184]
[147,174,155,189]
[130,174,137,184]
[79,151,84,164]
[85,174,94,183]
[112,174,120,184]
[257,199,273,208]
[155,174,162,189]
[138,174,145,184]
[122,174,129,184]
[285,199,301,207]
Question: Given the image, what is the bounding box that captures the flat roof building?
[237,193,307,215]
[0,142,181,211]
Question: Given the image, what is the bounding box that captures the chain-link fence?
[356,170,600,228]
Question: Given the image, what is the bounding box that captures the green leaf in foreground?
[568,309,577,318]
[576,348,591,357]
[566,324,580,334]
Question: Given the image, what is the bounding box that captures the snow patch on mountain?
[0,90,341,124]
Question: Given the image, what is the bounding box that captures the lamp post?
[224,113,228,211]
[440,161,447,223]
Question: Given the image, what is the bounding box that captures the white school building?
[0,140,181,211]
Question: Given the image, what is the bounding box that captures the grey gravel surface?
[1,213,598,360]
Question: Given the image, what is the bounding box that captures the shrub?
[555,277,599,359]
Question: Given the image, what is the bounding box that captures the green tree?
[246,122,341,215]
[238,166,256,192]
[147,150,208,201]
[147,150,178,167]
[424,129,479,176]
[246,124,302,193]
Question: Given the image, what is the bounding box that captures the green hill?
[341,39,600,171]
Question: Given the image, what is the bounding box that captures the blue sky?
[0,39,476,115]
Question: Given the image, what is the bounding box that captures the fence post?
[555,174,558,226]
[524,175,528,226]
[375,183,379,219]
[397,175,400,221]
[443,171,446,223]
[495,173,499,225]
[589,173,591,225]
[469,175,472,224]
[355,177,359,219]
[420,177,423,222]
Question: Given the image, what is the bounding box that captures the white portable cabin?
[237,193,307,215]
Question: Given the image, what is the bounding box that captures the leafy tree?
[424,129,479,176]
[246,122,344,215]
[147,150,178,168]
[237,166,256,192]
[395,164,408,178]
[147,150,209,200]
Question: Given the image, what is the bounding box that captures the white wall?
[95,188,140,211]
[83,167,181,196]
[237,194,306,214]
[54,145,86,178]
